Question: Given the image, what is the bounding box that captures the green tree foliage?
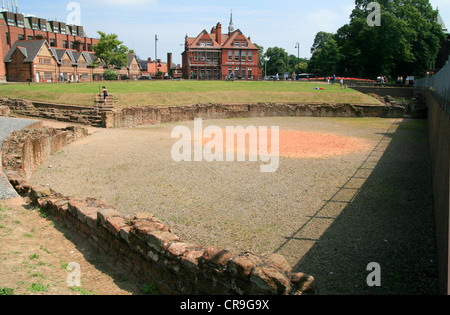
[265,47,289,75]
[308,34,340,76]
[102,69,119,80]
[93,32,129,70]
[334,0,445,79]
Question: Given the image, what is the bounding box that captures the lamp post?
[155,35,158,61]
[295,42,300,63]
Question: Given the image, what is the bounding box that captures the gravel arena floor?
[31,116,439,295]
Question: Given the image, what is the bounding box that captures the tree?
[93,32,129,70]
[265,47,289,75]
[311,31,334,54]
[309,36,340,76]
[335,0,445,79]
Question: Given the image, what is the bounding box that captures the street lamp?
[295,42,300,63]
[155,35,158,61]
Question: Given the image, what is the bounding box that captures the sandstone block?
[250,266,291,295]
[106,216,127,235]
[97,208,122,227]
[229,253,262,279]
[263,254,292,273]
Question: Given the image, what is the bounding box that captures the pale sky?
[9,0,450,65]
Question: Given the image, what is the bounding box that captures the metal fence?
[415,56,450,114]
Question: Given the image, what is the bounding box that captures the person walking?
[102,86,109,102]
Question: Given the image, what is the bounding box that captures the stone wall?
[1,98,406,129]
[2,126,88,195]
[0,98,101,126]
[1,125,318,295]
[420,89,450,295]
[351,86,414,98]
[0,105,9,117]
[104,102,405,129]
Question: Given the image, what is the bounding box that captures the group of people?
[377,76,389,84]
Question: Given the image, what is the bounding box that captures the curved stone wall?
[1,125,317,295]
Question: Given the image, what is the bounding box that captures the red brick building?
[0,9,99,82]
[182,17,263,80]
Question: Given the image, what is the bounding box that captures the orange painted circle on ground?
[202,129,370,159]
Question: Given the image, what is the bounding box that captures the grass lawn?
[0,80,381,107]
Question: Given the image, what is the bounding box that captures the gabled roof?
[185,26,258,51]
[127,53,141,69]
[52,49,77,65]
[221,29,259,50]
[188,30,222,49]
[4,40,56,63]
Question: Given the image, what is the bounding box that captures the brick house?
[0,9,99,82]
[117,53,141,80]
[182,17,263,80]
[3,39,108,83]
[3,40,58,82]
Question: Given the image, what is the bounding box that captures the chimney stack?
[216,22,222,45]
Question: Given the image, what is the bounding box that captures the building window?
[242,68,246,78]
[200,42,205,47]
[234,51,240,61]
[207,52,212,61]
[241,42,246,47]
[41,25,47,31]
[27,36,34,40]
[87,44,92,51]
[32,23,39,30]
[63,40,68,49]
[213,52,218,61]
[241,51,246,61]
[72,29,78,36]
[200,52,206,61]
[228,67,233,75]
[194,52,198,61]
[206,42,212,47]
[61,27,66,34]
[17,20,24,28]
[234,42,240,47]
[70,41,75,49]
[44,72,53,80]
[50,39,56,47]
[228,51,233,61]
[18,34,25,41]
[248,68,253,78]
[248,51,253,62]
[5,32,9,45]
[53,26,59,33]
[7,18,15,26]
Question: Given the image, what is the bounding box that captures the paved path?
[0,117,38,199]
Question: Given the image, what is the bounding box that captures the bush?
[103,69,119,80]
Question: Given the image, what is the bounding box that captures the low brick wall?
[1,125,318,295]
[1,126,88,194]
[104,102,405,129]
[351,86,414,98]
[0,98,101,126]
[30,187,317,295]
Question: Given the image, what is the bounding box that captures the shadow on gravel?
[286,119,440,295]
[33,206,147,295]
